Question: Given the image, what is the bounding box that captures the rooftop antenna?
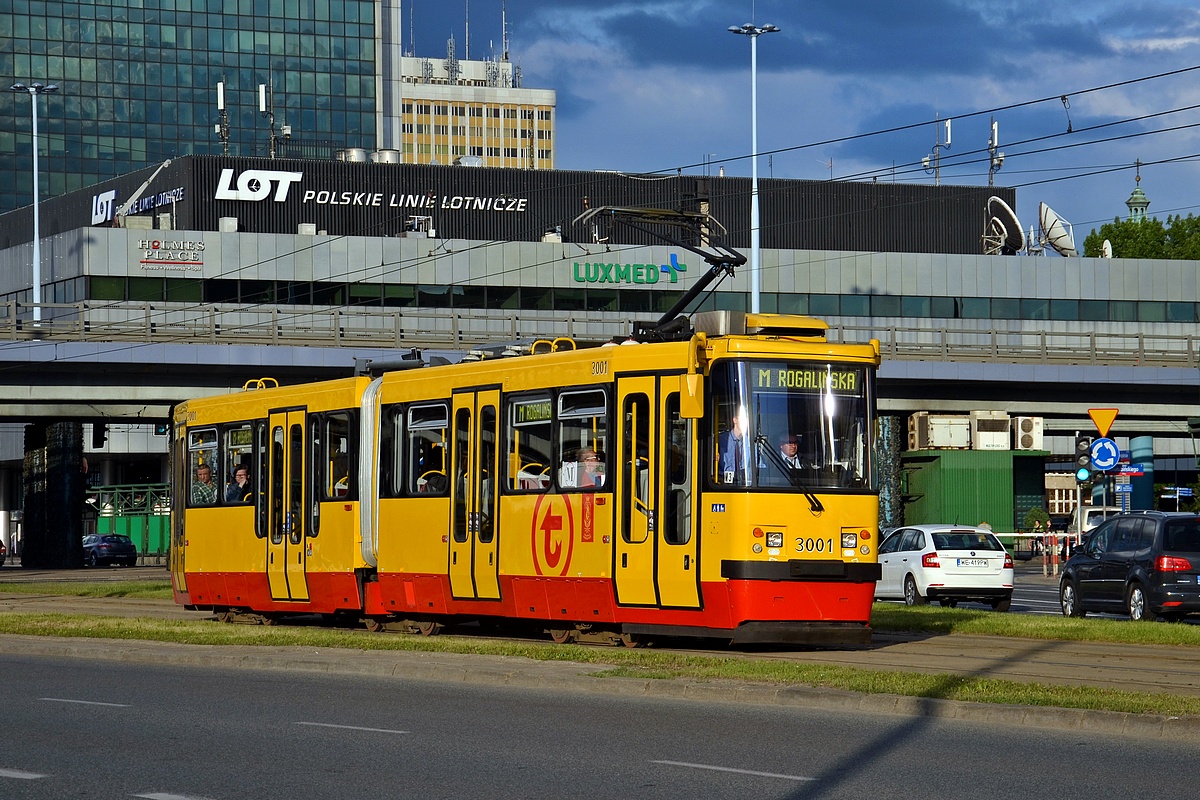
[214,80,230,156]
[983,195,1024,255]
[921,115,951,186]
[408,2,415,56]
[446,35,460,84]
[502,0,510,61]
[987,116,1004,187]
[1038,202,1078,257]
[465,0,470,60]
[258,81,279,159]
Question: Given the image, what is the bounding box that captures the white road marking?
[40,697,130,707]
[0,768,47,779]
[133,793,217,800]
[294,721,409,735]
[651,760,815,782]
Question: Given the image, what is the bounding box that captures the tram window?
[378,405,400,498]
[479,405,497,543]
[663,395,692,545]
[408,403,449,495]
[621,393,651,544]
[289,423,304,544]
[321,411,356,500]
[187,427,219,506]
[222,423,254,504]
[255,421,268,537]
[508,395,552,492]
[270,426,285,545]
[452,408,471,544]
[557,389,607,490]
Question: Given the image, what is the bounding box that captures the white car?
[876,525,1014,611]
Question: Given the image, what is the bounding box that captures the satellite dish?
[1039,202,1077,257]
[1101,239,1113,258]
[983,196,1025,255]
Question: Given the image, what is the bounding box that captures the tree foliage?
[1021,506,1050,531]
[1084,214,1200,259]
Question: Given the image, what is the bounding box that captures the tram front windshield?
[711,360,874,491]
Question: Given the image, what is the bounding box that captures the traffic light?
[1074,434,1093,483]
[91,423,108,449]
[154,422,170,435]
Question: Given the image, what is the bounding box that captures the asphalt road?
[1,652,1196,800]
[5,559,1200,736]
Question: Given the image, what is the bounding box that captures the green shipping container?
[901,450,1048,532]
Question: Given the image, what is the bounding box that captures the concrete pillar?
[22,421,86,568]
[1131,435,1155,511]
[876,414,904,529]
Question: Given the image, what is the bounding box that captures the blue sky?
[412,1,1200,247]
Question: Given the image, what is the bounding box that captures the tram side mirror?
[680,374,703,419]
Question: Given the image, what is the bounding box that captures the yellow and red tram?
[170,311,883,645]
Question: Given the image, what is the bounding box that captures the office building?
[1,3,555,213]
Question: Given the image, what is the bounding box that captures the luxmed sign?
[572,253,688,285]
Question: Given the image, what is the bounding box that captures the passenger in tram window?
[578,447,605,489]
[718,415,747,482]
[225,463,251,503]
[192,463,217,505]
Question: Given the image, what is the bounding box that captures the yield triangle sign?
[1089,408,1119,439]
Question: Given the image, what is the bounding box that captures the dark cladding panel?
[0,154,1016,256]
[0,159,197,249]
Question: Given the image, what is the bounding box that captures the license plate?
[956,558,988,567]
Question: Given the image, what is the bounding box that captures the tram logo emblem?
[214,169,304,202]
[531,495,575,576]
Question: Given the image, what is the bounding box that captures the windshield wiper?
[755,436,824,513]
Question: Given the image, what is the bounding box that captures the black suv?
[1060,511,1200,621]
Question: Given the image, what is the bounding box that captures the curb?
[3,634,1198,743]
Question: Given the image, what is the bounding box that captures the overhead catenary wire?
[7,63,1200,371]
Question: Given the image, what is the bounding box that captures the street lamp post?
[10,81,59,325]
[728,22,779,315]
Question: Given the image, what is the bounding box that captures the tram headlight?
[842,532,860,548]
[765,531,783,548]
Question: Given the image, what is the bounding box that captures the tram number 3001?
[794,537,834,554]
[591,361,609,376]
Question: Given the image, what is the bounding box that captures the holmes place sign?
[137,238,205,271]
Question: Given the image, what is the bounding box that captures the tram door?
[449,390,502,600]
[614,377,659,605]
[266,409,310,602]
[169,422,188,594]
[656,384,701,608]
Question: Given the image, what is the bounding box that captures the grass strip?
[0,582,174,600]
[0,612,1197,718]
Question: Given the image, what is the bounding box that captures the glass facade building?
[1,0,380,213]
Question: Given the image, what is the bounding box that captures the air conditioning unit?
[908,412,970,450]
[1013,416,1044,450]
[970,410,1011,450]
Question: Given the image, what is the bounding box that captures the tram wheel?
[217,609,236,624]
[548,627,576,644]
[416,620,442,636]
[364,617,386,633]
[618,632,642,648]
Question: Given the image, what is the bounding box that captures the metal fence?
[2,301,1197,368]
[86,483,170,564]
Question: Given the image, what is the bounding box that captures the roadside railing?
[1,301,1196,368]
